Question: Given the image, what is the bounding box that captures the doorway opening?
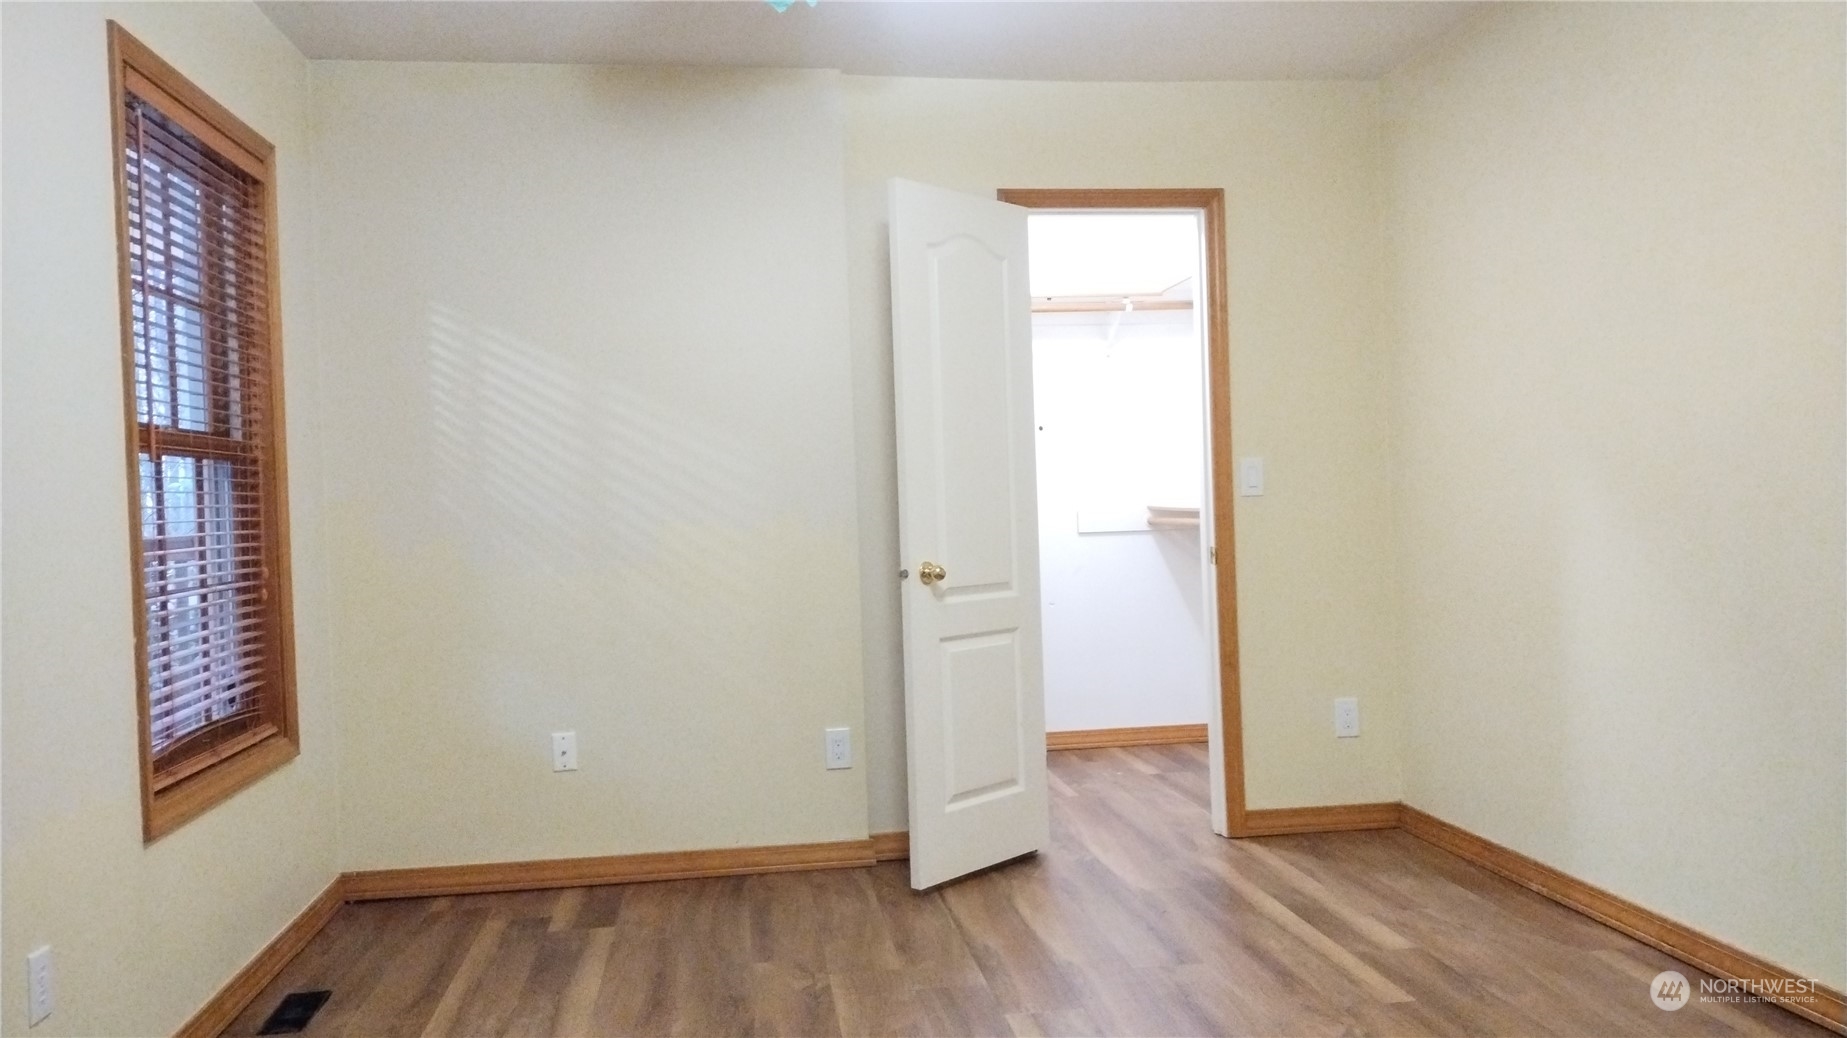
[887,180,1247,888]
[1000,190,1245,838]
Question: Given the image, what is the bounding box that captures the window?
[109,23,298,840]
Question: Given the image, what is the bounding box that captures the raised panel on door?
[941,631,1024,806]
[927,236,1018,597]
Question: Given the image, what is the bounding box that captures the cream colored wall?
[1384,2,1846,987]
[0,4,340,1035]
[844,77,1406,829]
[309,62,869,870]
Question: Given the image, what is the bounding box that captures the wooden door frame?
[997,188,1249,838]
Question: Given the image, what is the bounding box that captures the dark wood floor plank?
[744,960,839,1038]
[825,968,928,1037]
[550,925,616,1037]
[547,887,586,932]
[911,981,1015,1037]
[441,917,549,1038]
[418,914,509,1037]
[230,747,1832,1037]
[579,928,673,1036]
[813,868,908,975]
[497,927,591,1037]
[1007,851,1190,969]
[1064,961,1228,1037]
[862,864,989,987]
[1233,837,1415,950]
[938,873,1088,1014]
[335,906,486,1037]
[1005,1006,1105,1037]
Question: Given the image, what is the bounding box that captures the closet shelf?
[1032,296,1193,314]
[1146,504,1201,529]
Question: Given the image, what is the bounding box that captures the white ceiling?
[258,1,1482,82]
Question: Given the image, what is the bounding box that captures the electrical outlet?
[824,727,852,770]
[551,731,578,772]
[1334,698,1360,738]
[27,945,52,1026]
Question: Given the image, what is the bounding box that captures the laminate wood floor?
[228,745,1828,1037]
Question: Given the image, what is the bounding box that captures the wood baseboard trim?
[340,838,878,901]
[173,876,345,1038]
[1239,801,1402,836]
[1046,723,1208,751]
[871,830,911,861]
[1400,805,1845,1033]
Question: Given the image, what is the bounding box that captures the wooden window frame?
[107,22,299,842]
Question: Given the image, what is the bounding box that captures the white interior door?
[889,178,1048,890]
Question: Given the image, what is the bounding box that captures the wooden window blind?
[109,23,298,840]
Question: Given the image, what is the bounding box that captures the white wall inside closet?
[1030,214,1213,733]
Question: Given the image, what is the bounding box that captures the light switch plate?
[1239,457,1265,497]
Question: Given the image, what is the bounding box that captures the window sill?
[144,730,298,842]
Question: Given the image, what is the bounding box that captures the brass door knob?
[918,561,947,586]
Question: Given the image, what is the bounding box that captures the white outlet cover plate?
[551,731,578,771]
[1334,697,1360,738]
[825,727,852,770]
